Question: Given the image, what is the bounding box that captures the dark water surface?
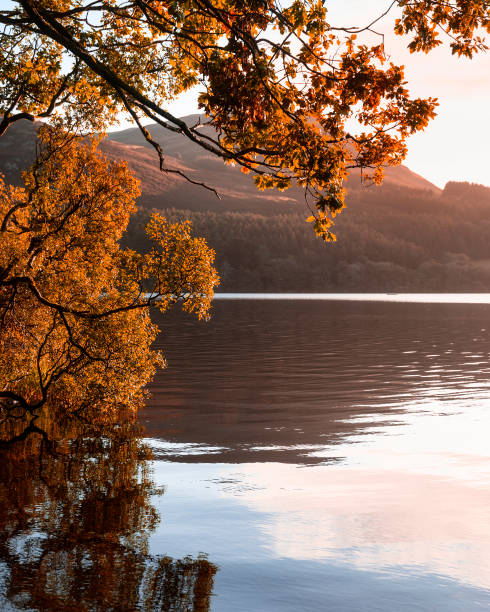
[1,297,490,610]
[143,298,490,611]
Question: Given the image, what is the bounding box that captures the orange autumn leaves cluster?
[396,0,489,56]
[0,127,219,416]
[0,1,487,239]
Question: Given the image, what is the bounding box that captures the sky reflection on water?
[142,299,490,611]
[215,292,490,303]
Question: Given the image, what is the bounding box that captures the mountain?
[0,116,440,213]
[106,118,490,291]
[2,118,490,292]
[106,114,441,214]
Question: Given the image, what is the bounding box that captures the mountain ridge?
[106,115,442,214]
[2,119,490,292]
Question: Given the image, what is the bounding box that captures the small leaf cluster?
[396,0,489,57]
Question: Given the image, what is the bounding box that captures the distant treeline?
[122,181,490,292]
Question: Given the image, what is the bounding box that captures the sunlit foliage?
[0,1,487,239]
[0,127,219,417]
[396,0,489,56]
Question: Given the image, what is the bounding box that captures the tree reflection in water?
[0,408,216,611]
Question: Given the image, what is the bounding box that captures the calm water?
[2,296,490,610]
[143,297,490,611]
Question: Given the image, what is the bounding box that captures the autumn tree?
[0,126,219,418]
[0,0,488,238]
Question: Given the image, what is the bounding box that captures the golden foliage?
[0,127,219,417]
[0,1,485,238]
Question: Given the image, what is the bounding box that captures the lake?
[141,296,490,611]
[1,295,490,610]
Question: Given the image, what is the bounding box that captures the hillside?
[0,116,441,212]
[107,115,441,213]
[2,119,490,291]
[123,182,490,292]
[108,119,490,291]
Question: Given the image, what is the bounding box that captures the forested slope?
[108,119,490,291]
[2,120,490,291]
[122,181,490,292]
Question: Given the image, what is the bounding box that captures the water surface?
[1,296,490,611]
[142,297,490,611]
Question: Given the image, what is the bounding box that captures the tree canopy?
[0,126,218,418]
[0,0,487,239]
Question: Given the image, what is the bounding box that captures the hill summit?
[106,115,441,214]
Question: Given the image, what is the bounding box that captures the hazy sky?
[339,1,490,190]
[163,1,490,189]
